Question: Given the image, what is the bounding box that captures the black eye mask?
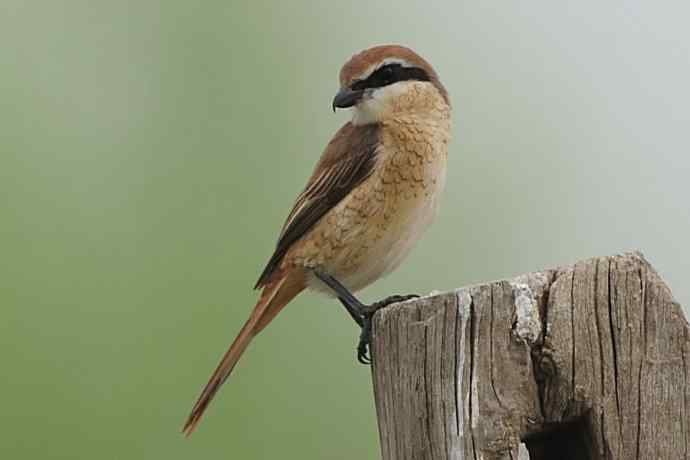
[351,63,430,91]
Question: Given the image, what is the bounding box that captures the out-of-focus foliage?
[1,1,688,458]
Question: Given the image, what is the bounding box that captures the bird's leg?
[313,270,419,364]
[313,270,366,327]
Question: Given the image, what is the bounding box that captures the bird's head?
[333,45,449,125]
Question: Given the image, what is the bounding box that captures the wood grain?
[370,252,689,459]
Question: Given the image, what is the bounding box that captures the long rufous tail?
[182,272,304,436]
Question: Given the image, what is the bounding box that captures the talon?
[354,293,420,365]
[357,349,370,365]
[357,338,369,364]
[357,312,373,365]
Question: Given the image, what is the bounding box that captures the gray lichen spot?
[510,281,542,345]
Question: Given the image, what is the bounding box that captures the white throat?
[351,82,412,126]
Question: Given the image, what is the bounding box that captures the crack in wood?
[371,252,689,460]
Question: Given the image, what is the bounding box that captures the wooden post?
[370,252,690,460]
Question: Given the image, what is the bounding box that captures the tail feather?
[182,272,304,436]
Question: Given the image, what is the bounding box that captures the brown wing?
[254,122,381,289]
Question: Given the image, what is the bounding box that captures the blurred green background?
[2,1,689,458]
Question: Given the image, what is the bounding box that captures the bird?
[182,44,451,436]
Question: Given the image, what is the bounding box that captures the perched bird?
[183,44,451,435]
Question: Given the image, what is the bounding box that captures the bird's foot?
[357,294,419,365]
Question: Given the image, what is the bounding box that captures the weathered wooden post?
[371,252,689,459]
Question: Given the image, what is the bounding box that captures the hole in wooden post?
[523,417,595,460]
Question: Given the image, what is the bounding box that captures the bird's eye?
[380,65,395,81]
[364,65,398,88]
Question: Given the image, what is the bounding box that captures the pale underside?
[286,82,452,293]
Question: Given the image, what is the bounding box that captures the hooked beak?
[332,87,364,112]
